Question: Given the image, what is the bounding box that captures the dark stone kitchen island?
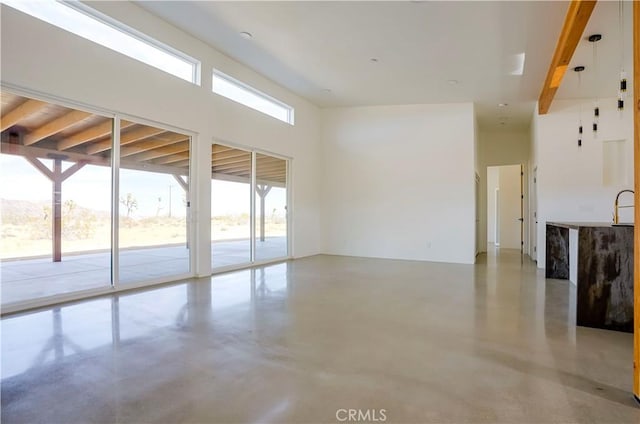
[546,222,634,333]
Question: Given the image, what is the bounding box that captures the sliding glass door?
[0,93,113,304]
[0,92,192,308]
[211,145,252,268]
[118,123,191,284]
[211,144,288,271]
[255,154,287,261]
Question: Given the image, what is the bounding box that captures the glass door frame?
[210,141,291,274]
[111,115,196,291]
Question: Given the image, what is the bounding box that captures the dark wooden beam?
[538,0,597,114]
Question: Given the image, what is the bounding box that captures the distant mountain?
[1,199,49,222]
[0,198,109,225]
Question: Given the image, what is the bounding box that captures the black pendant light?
[618,0,626,110]
[588,34,602,135]
[574,66,585,147]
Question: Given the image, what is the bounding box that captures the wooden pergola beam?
[57,120,134,151]
[120,134,187,158]
[212,159,252,173]
[23,110,91,146]
[154,151,190,165]
[129,141,189,161]
[213,155,255,167]
[211,149,251,161]
[171,159,190,168]
[1,142,188,176]
[86,126,166,154]
[257,155,285,163]
[210,171,285,188]
[172,174,188,192]
[538,0,597,114]
[212,144,235,154]
[257,162,286,170]
[1,98,47,132]
[257,171,286,179]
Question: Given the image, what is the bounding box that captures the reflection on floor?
[2,250,639,423]
[211,236,288,268]
[0,237,286,304]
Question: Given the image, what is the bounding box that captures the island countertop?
[547,221,633,229]
[545,222,634,333]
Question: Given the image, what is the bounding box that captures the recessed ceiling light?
[370,58,379,63]
[240,31,253,39]
[447,79,459,85]
[498,103,508,107]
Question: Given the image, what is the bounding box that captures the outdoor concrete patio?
[0,237,286,305]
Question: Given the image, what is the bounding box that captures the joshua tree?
[120,193,138,218]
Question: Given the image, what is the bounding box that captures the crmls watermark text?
[335,409,387,422]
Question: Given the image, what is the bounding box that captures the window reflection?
[1,263,291,380]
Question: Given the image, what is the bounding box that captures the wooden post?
[256,185,272,242]
[633,0,640,404]
[24,156,85,263]
[52,158,62,262]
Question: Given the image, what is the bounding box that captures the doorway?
[211,143,289,271]
[487,164,523,252]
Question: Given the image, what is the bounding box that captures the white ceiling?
[135,1,632,131]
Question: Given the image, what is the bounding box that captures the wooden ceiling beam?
[171,159,190,168]
[222,169,252,178]
[1,99,48,132]
[212,149,251,161]
[212,159,252,172]
[1,141,188,176]
[538,0,597,114]
[23,110,91,146]
[256,163,287,172]
[86,126,165,154]
[257,158,286,167]
[211,157,251,168]
[121,134,188,157]
[257,169,286,176]
[58,120,134,151]
[129,141,190,161]
[213,155,255,167]
[154,152,190,165]
[212,144,236,154]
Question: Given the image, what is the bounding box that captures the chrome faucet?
[613,189,634,224]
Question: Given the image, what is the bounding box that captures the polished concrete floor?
[1,249,639,423]
[1,237,286,304]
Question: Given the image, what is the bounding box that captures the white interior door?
[498,165,522,249]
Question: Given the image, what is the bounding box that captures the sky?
[0,154,286,218]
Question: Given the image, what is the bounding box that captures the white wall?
[321,103,477,264]
[487,167,499,243]
[0,3,324,276]
[532,98,634,266]
[498,164,522,249]
[477,129,530,252]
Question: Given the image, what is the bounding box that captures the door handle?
[517,218,524,222]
